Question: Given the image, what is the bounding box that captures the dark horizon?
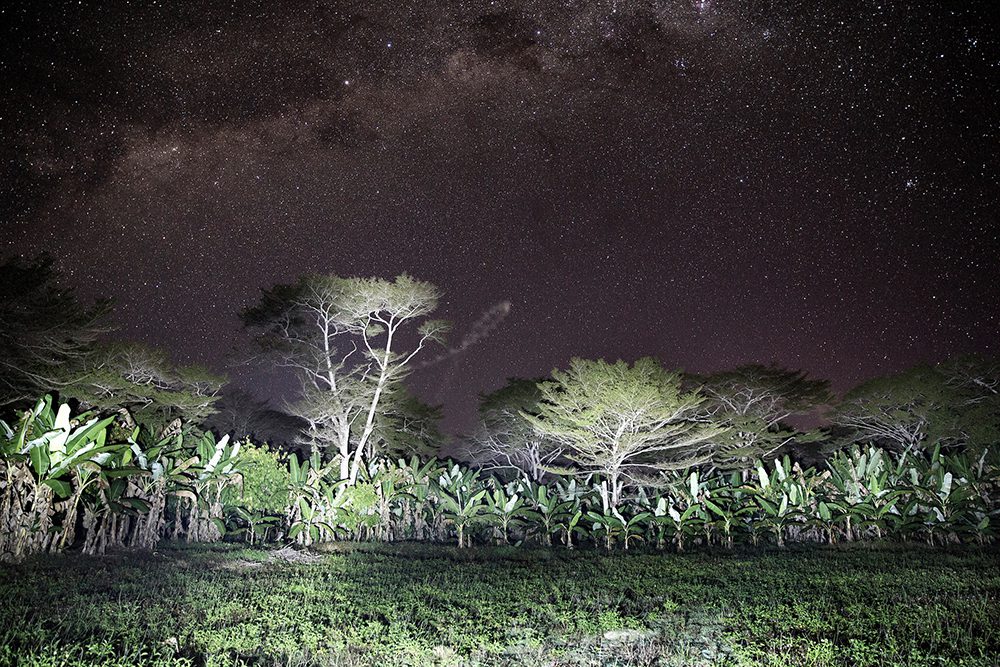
[3,1,997,434]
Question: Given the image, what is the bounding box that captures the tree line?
[1,257,998,559]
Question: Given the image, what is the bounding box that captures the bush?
[229,440,290,514]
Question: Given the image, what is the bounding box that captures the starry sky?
[2,1,998,433]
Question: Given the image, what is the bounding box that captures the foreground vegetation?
[4,396,997,563]
[1,542,997,667]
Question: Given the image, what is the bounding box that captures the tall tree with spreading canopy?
[522,357,724,513]
[696,364,830,468]
[465,378,560,482]
[835,357,1000,457]
[242,274,448,482]
[0,255,110,407]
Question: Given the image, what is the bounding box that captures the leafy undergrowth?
[1,542,998,666]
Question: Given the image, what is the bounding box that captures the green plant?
[436,464,488,548]
[484,482,528,544]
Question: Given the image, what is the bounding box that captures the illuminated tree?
[65,342,224,433]
[522,358,723,513]
[242,274,448,482]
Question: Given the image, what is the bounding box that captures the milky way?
[2,1,998,432]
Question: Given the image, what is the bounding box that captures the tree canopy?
[242,273,448,481]
[835,358,1000,458]
[0,255,110,407]
[696,364,830,468]
[0,256,222,429]
[522,357,723,511]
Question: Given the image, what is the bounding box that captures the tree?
[835,357,1000,457]
[0,256,222,428]
[370,387,444,460]
[205,388,306,448]
[834,365,955,453]
[0,255,110,407]
[522,358,723,513]
[936,354,1000,455]
[64,342,224,433]
[696,364,830,468]
[465,378,560,482]
[242,274,448,482]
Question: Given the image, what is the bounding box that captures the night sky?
[2,1,998,433]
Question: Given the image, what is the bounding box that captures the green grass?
[1,542,998,666]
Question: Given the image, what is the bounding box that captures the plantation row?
[3,395,997,562]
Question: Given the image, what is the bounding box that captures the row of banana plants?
[0,396,242,562]
[4,397,998,558]
[254,445,998,551]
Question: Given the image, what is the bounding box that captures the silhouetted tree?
[465,378,560,482]
[372,387,444,460]
[205,388,305,447]
[696,364,830,468]
[0,256,221,430]
[835,357,1000,457]
[0,255,110,407]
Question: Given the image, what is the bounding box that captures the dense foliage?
[2,262,999,665]
[3,396,997,562]
[1,397,241,562]
[0,257,224,429]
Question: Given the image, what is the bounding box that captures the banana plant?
[4,397,133,558]
[286,451,343,545]
[485,482,528,544]
[228,505,281,544]
[907,445,986,545]
[520,481,577,546]
[701,472,755,549]
[436,464,488,548]
[881,495,925,542]
[587,507,650,551]
[183,433,241,542]
[748,457,811,547]
[359,459,408,541]
[123,429,193,548]
[288,482,346,545]
[646,496,673,550]
[658,470,708,551]
[397,455,445,540]
[824,445,904,541]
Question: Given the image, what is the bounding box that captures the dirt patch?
[269,545,323,564]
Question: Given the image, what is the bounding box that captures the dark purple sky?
[2,1,998,433]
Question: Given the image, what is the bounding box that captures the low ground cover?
[1,543,998,667]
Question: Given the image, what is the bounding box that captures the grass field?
[1,543,998,667]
